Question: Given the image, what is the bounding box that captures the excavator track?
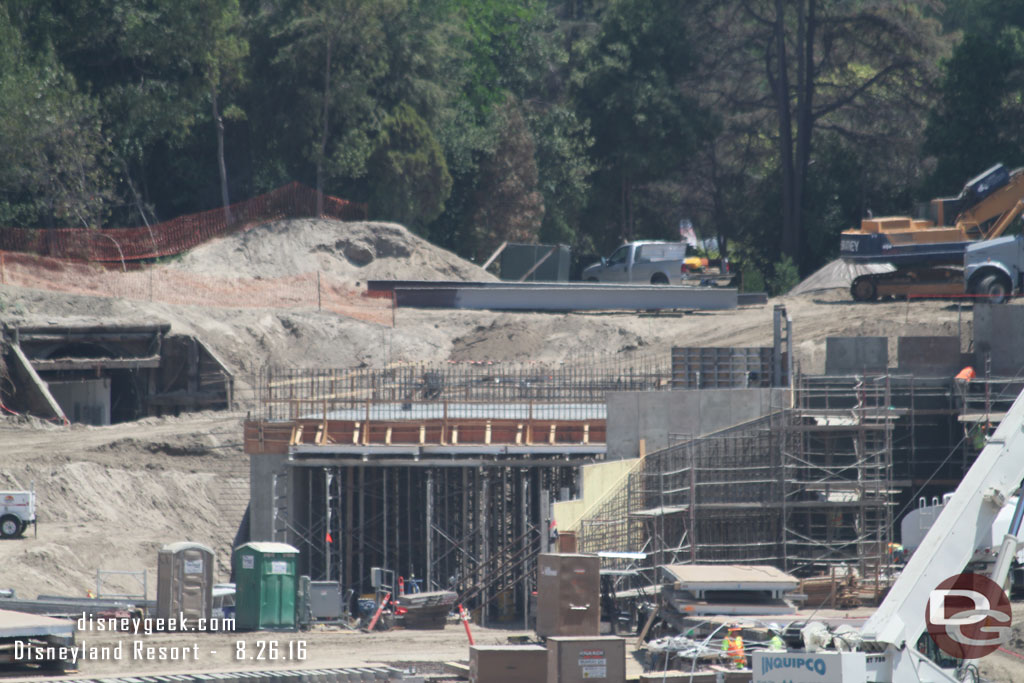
[850,267,964,301]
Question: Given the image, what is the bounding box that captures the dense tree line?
[1,0,1021,288]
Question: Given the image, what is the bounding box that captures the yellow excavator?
[841,164,1024,301]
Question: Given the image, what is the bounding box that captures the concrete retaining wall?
[605,388,784,460]
[824,337,888,375]
[974,303,1024,375]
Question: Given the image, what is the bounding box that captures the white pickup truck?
[0,490,36,538]
[581,241,708,284]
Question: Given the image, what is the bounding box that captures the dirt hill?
[170,218,497,283]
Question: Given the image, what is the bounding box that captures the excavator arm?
[956,168,1024,239]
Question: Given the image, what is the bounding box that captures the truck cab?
[582,241,707,284]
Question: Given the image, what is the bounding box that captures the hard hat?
[768,623,781,634]
[728,625,742,632]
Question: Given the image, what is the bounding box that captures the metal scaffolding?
[578,376,911,580]
[781,374,895,577]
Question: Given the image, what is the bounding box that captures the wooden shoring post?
[364,398,371,446]
[527,401,534,444]
[320,399,328,443]
[442,401,448,445]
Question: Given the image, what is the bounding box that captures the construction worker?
[887,542,906,564]
[954,366,976,405]
[767,623,786,651]
[721,624,746,669]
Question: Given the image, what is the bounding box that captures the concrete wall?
[249,453,290,542]
[606,388,784,460]
[896,336,963,377]
[48,378,111,425]
[974,303,1024,375]
[825,337,888,375]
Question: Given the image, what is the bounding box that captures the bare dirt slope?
[0,412,246,600]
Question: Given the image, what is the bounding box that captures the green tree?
[692,0,947,270]
[367,103,453,232]
[199,0,249,222]
[0,7,114,228]
[470,96,545,256]
[924,29,1024,195]
[575,0,713,251]
[7,0,255,223]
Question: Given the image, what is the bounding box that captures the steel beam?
[387,283,739,311]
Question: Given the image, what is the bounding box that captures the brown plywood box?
[536,553,600,638]
[546,636,626,683]
[470,645,547,683]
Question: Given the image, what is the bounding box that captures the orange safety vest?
[724,635,745,667]
[955,366,976,381]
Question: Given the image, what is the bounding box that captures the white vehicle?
[0,489,36,539]
[902,493,1024,573]
[754,386,1024,682]
[212,583,236,621]
[582,241,707,284]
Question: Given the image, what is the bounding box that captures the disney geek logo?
[926,573,1011,659]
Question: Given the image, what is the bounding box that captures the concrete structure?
[896,336,964,377]
[0,324,233,423]
[47,378,111,425]
[824,336,888,375]
[974,302,1024,375]
[605,388,786,460]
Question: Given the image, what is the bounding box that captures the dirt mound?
[170,218,496,283]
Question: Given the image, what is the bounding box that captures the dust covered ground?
[0,217,1016,678]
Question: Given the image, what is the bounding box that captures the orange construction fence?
[0,182,367,263]
[0,251,394,327]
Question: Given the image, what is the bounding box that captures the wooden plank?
[635,600,660,647]
[517,245,557,282]
[480,241,508,270]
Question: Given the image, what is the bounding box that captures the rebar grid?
[253,353,672,421]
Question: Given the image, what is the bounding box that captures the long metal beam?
[287,456,603,468]
[288,442,606,467]
[370,281,742,311]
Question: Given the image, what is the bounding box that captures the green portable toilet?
[233,542,299,630]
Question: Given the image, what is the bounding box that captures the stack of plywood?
[799,571,860,609]
[394,589,457,629]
